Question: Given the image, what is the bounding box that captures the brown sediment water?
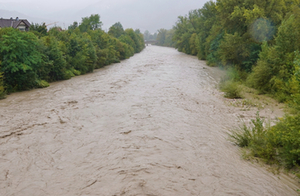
[0,46,299,195]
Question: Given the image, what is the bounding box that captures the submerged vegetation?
[0,14,144,95]
[229,112,300,169]
[167,0,300,171]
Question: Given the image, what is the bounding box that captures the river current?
[0,46,298,195]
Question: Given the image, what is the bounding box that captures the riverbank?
[201,60,300,190]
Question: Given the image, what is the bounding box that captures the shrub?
[229,112,266,147]
[230,112,300,168]
[71,68,81,76]
[36,80,50,88]
[220,80,242,99]
[229,112,275,161]
[269,114,300,168]
[64,70,75,80]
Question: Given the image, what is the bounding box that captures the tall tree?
[79,14,102,32]
[0,28,43,91]
[108,22,125,38]
[30,23,47,37]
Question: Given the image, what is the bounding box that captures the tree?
[66,32,97,74]
[156,29,167,45]
[108,22,125,38]
[173,16,194,54]
[40,36,68,81]
[79,14,102,32]
[68,21,78,31]
[247,6,300,96]
[30,23,47,37]
[124,28,144,53]
[0,28,43,91]
[144,30,151,41]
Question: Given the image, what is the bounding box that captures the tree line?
[166,0,300,101]
[0,14,145,99]
[157,0,300,170]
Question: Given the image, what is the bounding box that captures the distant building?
[0,17,31,31]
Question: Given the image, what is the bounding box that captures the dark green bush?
[269,114,300,168]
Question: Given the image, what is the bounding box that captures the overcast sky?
[0,0,209,32]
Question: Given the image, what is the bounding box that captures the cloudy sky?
[0,0,208,32]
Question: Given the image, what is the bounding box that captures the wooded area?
[156,0,300,170]
[0,14,144,98]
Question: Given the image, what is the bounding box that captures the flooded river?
[0,46,299,195]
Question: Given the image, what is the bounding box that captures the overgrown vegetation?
[229,112,267,149]
[229,112,300,169]
[169,0,300,102]
[168,0,300,171]
[0,14,144,95]
[219,67,243,99]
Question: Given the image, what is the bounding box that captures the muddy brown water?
[0,46,299,196]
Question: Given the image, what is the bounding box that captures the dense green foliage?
[0,28,43,91]
[171,0,300,98]
[171,0,300,170]
[0,14,144,94]
[30,23,47,37]
[108,22,125,38]
[230,112,300,168]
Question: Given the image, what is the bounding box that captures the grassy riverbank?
[216,69,300,179]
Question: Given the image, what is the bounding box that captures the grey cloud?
[0,0,208,32]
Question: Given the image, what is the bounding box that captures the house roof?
[0,18,31,28]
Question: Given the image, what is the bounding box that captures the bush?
[269,114,300,168]
[229,112,275,162]
[36,80,50,88]
[63,70,75,80]
[71,68,81,76]
[229,112,266,147]
[220,80,242,99]
[230,112,300,168]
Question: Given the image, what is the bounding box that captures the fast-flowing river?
[0,46,299,195]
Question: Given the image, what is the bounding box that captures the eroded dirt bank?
[0,46,299,195]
